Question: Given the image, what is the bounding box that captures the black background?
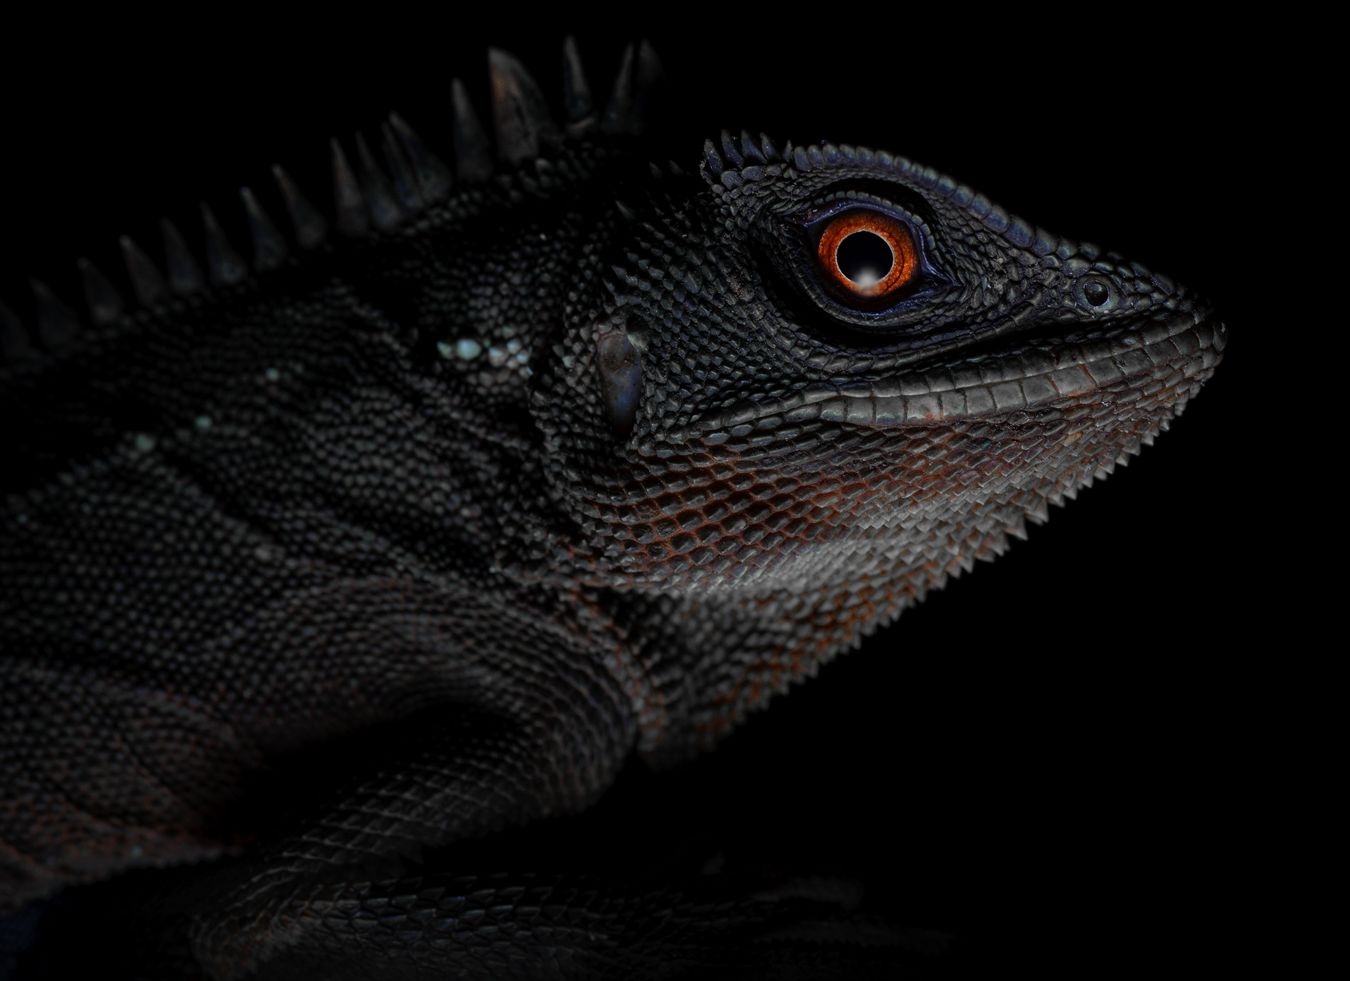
[1,14,1280,977]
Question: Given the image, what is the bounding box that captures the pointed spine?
[633,40,663,125]
[1026,496,1050,525]
[389,113,451,202]
[239,187,288,271]
[200,203,247,286]
[77,258,125,323]
[161,218,204,294]
[703,139,724,178]
[381,122,423,211]
[119,235,167,306]
[0,296,33,360]
[488,48,558,166]
[451,79,493,181]
[561,36,594,128]
[602,44,637,134]
[720,131,744,169]
[739,130,766,165]
[354,133,403,230]
[271,165,327,249]
[604,41,662,134]
[330,138,370,236]
[30,279,79,350]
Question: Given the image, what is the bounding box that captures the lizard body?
[0,40,1225,978]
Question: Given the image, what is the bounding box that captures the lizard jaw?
[694,309,1226,440]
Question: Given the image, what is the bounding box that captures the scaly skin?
[0,41,1224,978]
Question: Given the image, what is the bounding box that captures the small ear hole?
[595,328,642,438]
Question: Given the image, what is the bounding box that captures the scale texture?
[0,40,1224,979]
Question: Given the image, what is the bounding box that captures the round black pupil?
[1083,280,1110,306]
[836,231,893,287]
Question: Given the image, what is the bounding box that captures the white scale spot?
[194,415,212,433]
[438,339,483,361]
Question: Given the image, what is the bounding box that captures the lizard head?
[530,131,1226,608]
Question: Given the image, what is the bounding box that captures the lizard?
[0,38,1226,979]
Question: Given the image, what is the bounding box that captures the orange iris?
[816,210,918,301]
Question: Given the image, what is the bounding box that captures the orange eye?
[816,210,918,301]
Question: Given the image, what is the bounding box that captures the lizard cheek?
[595,327,643,439]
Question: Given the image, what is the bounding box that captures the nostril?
[1076,275,1118,312]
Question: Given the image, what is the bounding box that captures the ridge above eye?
[814,209,918,304]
